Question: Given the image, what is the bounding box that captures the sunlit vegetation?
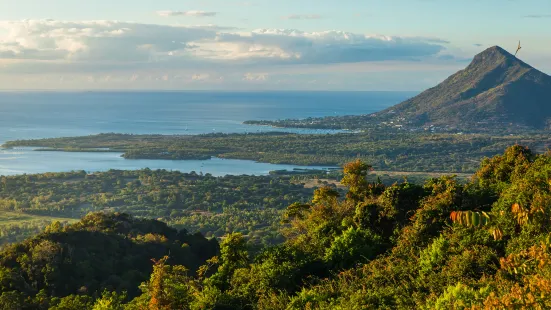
[2,145,551,308]
[0,212,218,308]
[0,212,76,246]
[5,131,549,172]
[0,170,320,246]
[0,168,463,248]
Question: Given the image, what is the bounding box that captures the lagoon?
[0,91,414,175]
[0,148,334,176]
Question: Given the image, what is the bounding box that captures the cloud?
[192,73,210,81]
[243,72,268,81]
[0,20,217,63]
[282,14,323,20]
[0,19,453,91]
[0,20,447,70]
[191,29,447,64]
[523,14,551,18]
[437,54,455,61]
[157,11,217,17]
[0,60,467,90]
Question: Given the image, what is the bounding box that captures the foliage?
[324,227,383,269]
[0,213,218,308]
[4,145,551,308]
[5,130,546,173]
[0,170,317,246]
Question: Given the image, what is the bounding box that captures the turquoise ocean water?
[0,91,414,176]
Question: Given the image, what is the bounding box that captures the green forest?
[2,145,551,308]
[0,167,443,247]
[0,170,322,246]
[4,131,550,172]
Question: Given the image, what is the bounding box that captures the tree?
[311,186,340,205]
[324,227,383,269]
[92,291,125,310]
[0,291,25,310]
[49,295,94,310]
[341,160,372,202]
[205,233,249,291]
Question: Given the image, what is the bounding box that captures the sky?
[0,0,549,91]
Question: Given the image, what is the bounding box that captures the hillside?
[246,46,551,132]
[0,213,218,302]
[384,46,551,130]
[3,147,551,308]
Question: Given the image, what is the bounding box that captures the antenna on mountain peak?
[515,41,522,57]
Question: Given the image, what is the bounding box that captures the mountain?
[382,46,551,130]
[245,46,551,132]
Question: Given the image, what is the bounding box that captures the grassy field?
[0,211,78,246]
[0,211,77,225]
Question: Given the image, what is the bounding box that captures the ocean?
[0,91,414,176]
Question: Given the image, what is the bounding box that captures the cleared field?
[0,211,77,225]
[0,212,78,245]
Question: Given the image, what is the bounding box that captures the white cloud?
[0,19,456,89]
[192,73,210,81]
[243,72,268,81]
[190,29,447,64]
[157,11,217,17]
[0,20,216,63]
[0,20,448,69]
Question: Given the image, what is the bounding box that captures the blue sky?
[0,0,549,90]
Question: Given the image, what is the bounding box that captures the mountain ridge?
[244,46,551,132]
[380,45,551,130]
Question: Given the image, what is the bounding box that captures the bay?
[0,91,414,175]
[0,149,333,177]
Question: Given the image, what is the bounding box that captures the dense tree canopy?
[0,213,218,309]
[0,170,318,246]
[3,145,551,308]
